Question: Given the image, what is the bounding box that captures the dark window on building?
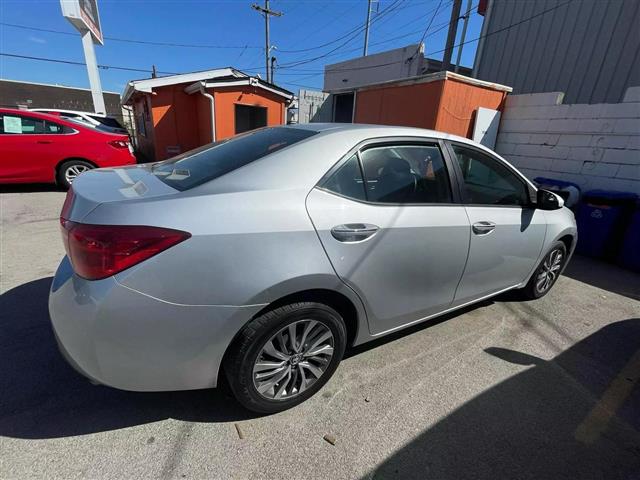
[322,154,366,201]
[235,104,268,134]
[452,144,529,206]
[333,93,354,123]
[143,100,150,121]
[152,127,318,191]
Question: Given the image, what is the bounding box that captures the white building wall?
[297,89,332,124]
[323,44,423,93]
[495,87,640,194]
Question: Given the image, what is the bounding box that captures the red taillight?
[60,221,191,280]
[108,140,129,149]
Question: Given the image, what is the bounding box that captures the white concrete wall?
[297,89,332,124]
[495,88,640,194]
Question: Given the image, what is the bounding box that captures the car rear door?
[306,137,470,336]
[445,141,547,305]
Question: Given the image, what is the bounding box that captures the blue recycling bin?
[617,201,640,271]
[575,190,638,259]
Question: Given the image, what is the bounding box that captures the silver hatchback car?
[49,124,577,413]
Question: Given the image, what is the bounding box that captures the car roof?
[1,107,71,120]
[287,122,480,149]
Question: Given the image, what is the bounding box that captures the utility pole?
[454,0,472,73]
[252,0,283,83]
[363,0,373,56]
[151,65,157,78]
[442,0,462,72]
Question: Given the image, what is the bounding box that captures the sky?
[0,0,484,96]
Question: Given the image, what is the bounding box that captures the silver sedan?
[49,124,577,413]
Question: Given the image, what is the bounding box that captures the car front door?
[446,142,547,305]
[306,138,470,336]
[0,113,68,182]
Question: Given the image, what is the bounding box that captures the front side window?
[360,144,452,204]
[0,114,45,134]
[152,127,318,191]
[452,144,529,206]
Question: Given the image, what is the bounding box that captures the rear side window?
[152,127,318,191]
[322,143,452,204]
[322,155,366,201]
[360,145,452,203]
[44,121,70,134]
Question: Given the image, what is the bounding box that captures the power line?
[0,51,316,79]
[282,0,574,75]
[0,52,179,75]
[425,0,574,57]
[277,0,405,54]
[417,0,445,46]
[269,9,460,73]
[0,22,261,50]
[276,0,406,68]
[274,0,461,73]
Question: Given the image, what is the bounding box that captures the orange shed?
[345,71,511,139]
[122,68,294,161]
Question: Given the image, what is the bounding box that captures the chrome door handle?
[472,221,496,235]
[331,223,379,242]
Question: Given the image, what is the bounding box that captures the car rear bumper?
[48,256,263,391]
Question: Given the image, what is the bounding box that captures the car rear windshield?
[152,127,318,191]
[89,115,124,129]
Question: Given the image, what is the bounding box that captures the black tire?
[224,302,347,414]
[519,241,567,300]
[56,159,94,189]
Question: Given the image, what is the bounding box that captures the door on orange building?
[235,104,267,134]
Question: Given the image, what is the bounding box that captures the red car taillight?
[108,140,129,149]
[59,220,191,280]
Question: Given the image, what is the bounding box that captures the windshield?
[152,127,318,191]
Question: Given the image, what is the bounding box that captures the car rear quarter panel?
[85,188,349,308]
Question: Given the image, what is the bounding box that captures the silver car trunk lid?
[64,165,179,222]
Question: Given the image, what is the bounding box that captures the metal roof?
[121,67,245,104]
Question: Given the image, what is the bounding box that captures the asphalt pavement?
[1,186,639,480]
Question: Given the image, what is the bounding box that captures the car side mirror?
[536,189,564,210]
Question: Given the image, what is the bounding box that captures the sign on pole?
[61,0,106,113]
[61,0,103,44]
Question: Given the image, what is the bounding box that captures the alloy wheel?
[535,248,564,294]
[64,164,90,184]
[252,319,334,400]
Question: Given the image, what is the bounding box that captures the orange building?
[328,71,512,141]
[122,68,294,161]
[353,71,511,139]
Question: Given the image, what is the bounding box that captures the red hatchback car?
[0,108,136,189]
